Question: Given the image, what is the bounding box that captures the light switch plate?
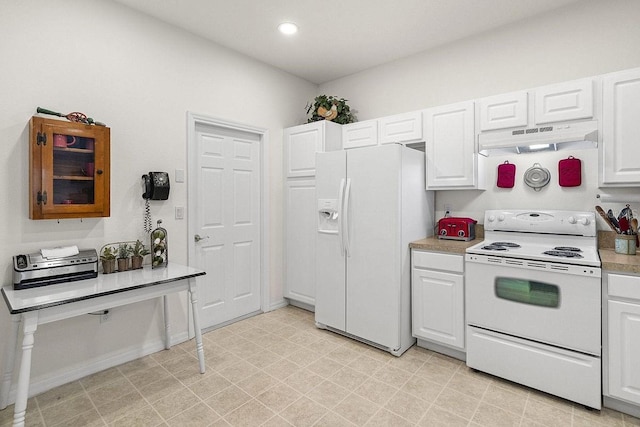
[175,206,185,220]
[175,169,185,183]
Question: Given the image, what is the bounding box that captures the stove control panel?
[568,216,591,226]
[484,210,596,237]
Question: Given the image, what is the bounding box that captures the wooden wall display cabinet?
[30,116,110,219]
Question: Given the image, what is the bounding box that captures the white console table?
[0,263,206,427]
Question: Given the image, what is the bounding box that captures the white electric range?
[465,210,602,409]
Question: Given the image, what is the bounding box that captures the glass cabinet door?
[50,132,96,205]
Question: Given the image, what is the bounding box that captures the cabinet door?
[342,120,378,149]
[412,262,465,350]
[379,111,422,144]
[284,179,317,306]
[30,117,110,219]
[601,68,640,185]
[478,91,528,131]
[608,300,640,404]
[284,122,324,178]
[424,101,477,189]
[534,79,594,124]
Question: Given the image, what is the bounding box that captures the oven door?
[465,254,601,355]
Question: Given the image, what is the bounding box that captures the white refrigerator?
[315,143,434,356]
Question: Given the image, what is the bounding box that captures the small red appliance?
[437,217,477,241]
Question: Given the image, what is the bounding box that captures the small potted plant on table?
[131,239,150,269]
[117,243,132,272]
[100,246,116,274]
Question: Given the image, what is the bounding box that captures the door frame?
[186,111,270,332]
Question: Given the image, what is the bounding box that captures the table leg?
[13,312,38,427]
[0,316,21,410]
[163,296,171,350]
[188,279,205,374]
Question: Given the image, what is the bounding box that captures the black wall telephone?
[142,172,170,200]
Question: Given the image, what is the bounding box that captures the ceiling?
[112,0,583,85]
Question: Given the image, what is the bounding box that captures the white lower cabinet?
[605,272,640,412]
[411,250,465,354]
[283,179,317,307]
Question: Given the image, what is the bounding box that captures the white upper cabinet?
[534,79,594,124]
[424,101,482,190]
[478,91,528,131]
[479,79,595,132]
[378,111,423,144]
[342,119,378,149]
[284,121,342,178]
[601,67,640,186]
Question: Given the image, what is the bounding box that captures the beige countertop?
[599,249,640,274]
[411,230,640,274]
[410,236,482,254]
[598,231,640,274]
[410,224,483,254]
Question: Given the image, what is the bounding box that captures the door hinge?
[37,191,47,205]
[36,132,46,146]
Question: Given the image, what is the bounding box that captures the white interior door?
[190,118,262,328]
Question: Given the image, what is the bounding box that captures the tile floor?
[1,305,638,426]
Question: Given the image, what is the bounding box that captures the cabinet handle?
[96,169,103,175]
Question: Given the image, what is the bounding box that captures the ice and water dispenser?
[318,199,339,233]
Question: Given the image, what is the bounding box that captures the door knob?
[194,234,209,242]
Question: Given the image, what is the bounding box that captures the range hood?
[478,120,598,156]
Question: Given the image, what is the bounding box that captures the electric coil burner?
[543,250,583,258]
[465,210,602,409]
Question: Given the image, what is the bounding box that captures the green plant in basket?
[100,246,117,274]
[131,239,149,269]
[131,239,150,257]
[306,95,355,125]
[117,243,132,259]
[100,246,116,261]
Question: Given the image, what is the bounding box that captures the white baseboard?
[269,299,288,312]
[417,338,466,361]
[603,396,640,418]
[5,331,189,405]
[286,299,314,313]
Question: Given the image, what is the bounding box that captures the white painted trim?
[185,112,270,331]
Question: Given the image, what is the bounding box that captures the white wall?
[0,0,315,396]
[319,0,640,221]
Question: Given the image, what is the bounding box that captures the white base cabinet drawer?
[412,250,464,273]
[467,326,601,409]
[609,273,640,300]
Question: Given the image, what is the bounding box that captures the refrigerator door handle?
[344,178,352,257]
[337,178,346,256]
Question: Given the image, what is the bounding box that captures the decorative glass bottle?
[151,219,168,268]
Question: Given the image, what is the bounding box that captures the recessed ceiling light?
[278,22,298,35]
